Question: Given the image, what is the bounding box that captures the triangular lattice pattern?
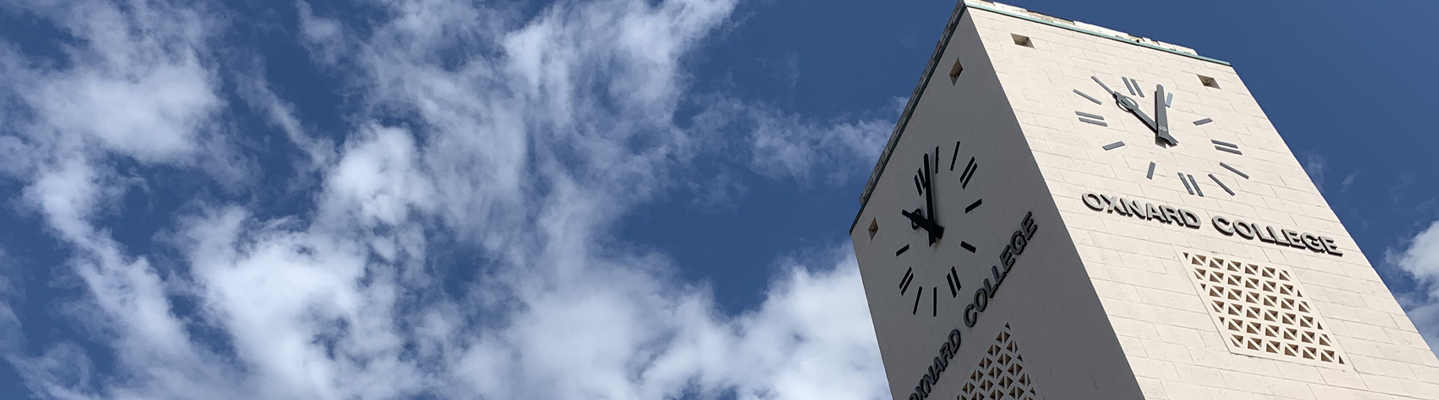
[1182,252,1349,368]
[959,324,1041,400]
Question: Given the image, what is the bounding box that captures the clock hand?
[923,153,937,226]
[1153,85,1177,145]
[1114,92,1158,132]
[902,209,945,241]
[926,152,938,224]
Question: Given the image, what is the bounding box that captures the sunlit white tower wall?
[850,1,1439,399]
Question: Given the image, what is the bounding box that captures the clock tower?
[850,2,1439,399]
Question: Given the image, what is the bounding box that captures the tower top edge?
[966,1,1222,63]
[853,1,1230,225]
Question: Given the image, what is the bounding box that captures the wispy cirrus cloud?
[0,1,893,400]
[1390,220,1439,356]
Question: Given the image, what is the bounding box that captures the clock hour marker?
[1147,162,1156,180]
[959,157,977,188]
[949,141,961,171]
[1166,92,1174,107]
[896,245,910,256]
[947,267,961,297]
[1194,118,1213,125]
[932,288,938,317]
[1132,78,1144,97]
[1103,141,1125,150]
[1180,173,1194,195]
[933,146,941,172]
[1188,173,1205,197]
[1212,139,1243,155]
[1209,173,1235,196]
[900,267,915,295]
[1220,162,1250,179]
[1074,89,1102,105]
[965,199,982,213]
[914,176,923,195]
[960,241,977,253]
[1076,110,1107,125]
[912,286,924,315]
[1123,77,1137,95]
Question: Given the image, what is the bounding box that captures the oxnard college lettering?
[1079,193,1343,257]
[906,212,1040,400]
[849,4,1439,400]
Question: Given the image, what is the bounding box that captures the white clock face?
[888,141,984,318]
[1071,74,1250,197]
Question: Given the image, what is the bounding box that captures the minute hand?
[1153,85,1177,145]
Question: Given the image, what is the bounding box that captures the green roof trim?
[967,2,1231,66]
[851,1,1229,233]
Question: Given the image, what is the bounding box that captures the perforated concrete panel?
[1182,251,1351,368]
[851,1,1439,399]
[959,324,1043,400]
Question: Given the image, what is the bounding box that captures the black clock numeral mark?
[1188,173,1204,197]
[960,241,977,253]
[1221,162,1250,179]
[1103,141,1125,150]
[1212,139,1243,155]
[896,245,910,256]
[932,288,938,317]
[949,141,961,171]
[1209,174,1235,196]
[1180,173,1195,195]
[1193,118,1213,126]
[1123,77,1137,95]
[899,267,915,295]
[1131,78,1144,97]
[1147,162,1156,180]
[916,162,933,194]
[946,266,961,298]
[912,286,924,315]
[964,199,982,213]
[959,157,977,189]
[933,146,941,172]
[1074,89,1102,105]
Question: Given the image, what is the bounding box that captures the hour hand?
[902,209,945,243]
[1115,93,1158,132]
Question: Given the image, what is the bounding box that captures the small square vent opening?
[948,59,964,84]
[1199,74,1221,89]
[1011,34,1032,48]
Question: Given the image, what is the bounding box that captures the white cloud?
[690,97,892,186]
[4,0,220,164]
[0,0,896,399]
[1300,152,1326,191]
[1391,220,1439,355]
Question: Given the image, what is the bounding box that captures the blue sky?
[0,0,1436,399]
